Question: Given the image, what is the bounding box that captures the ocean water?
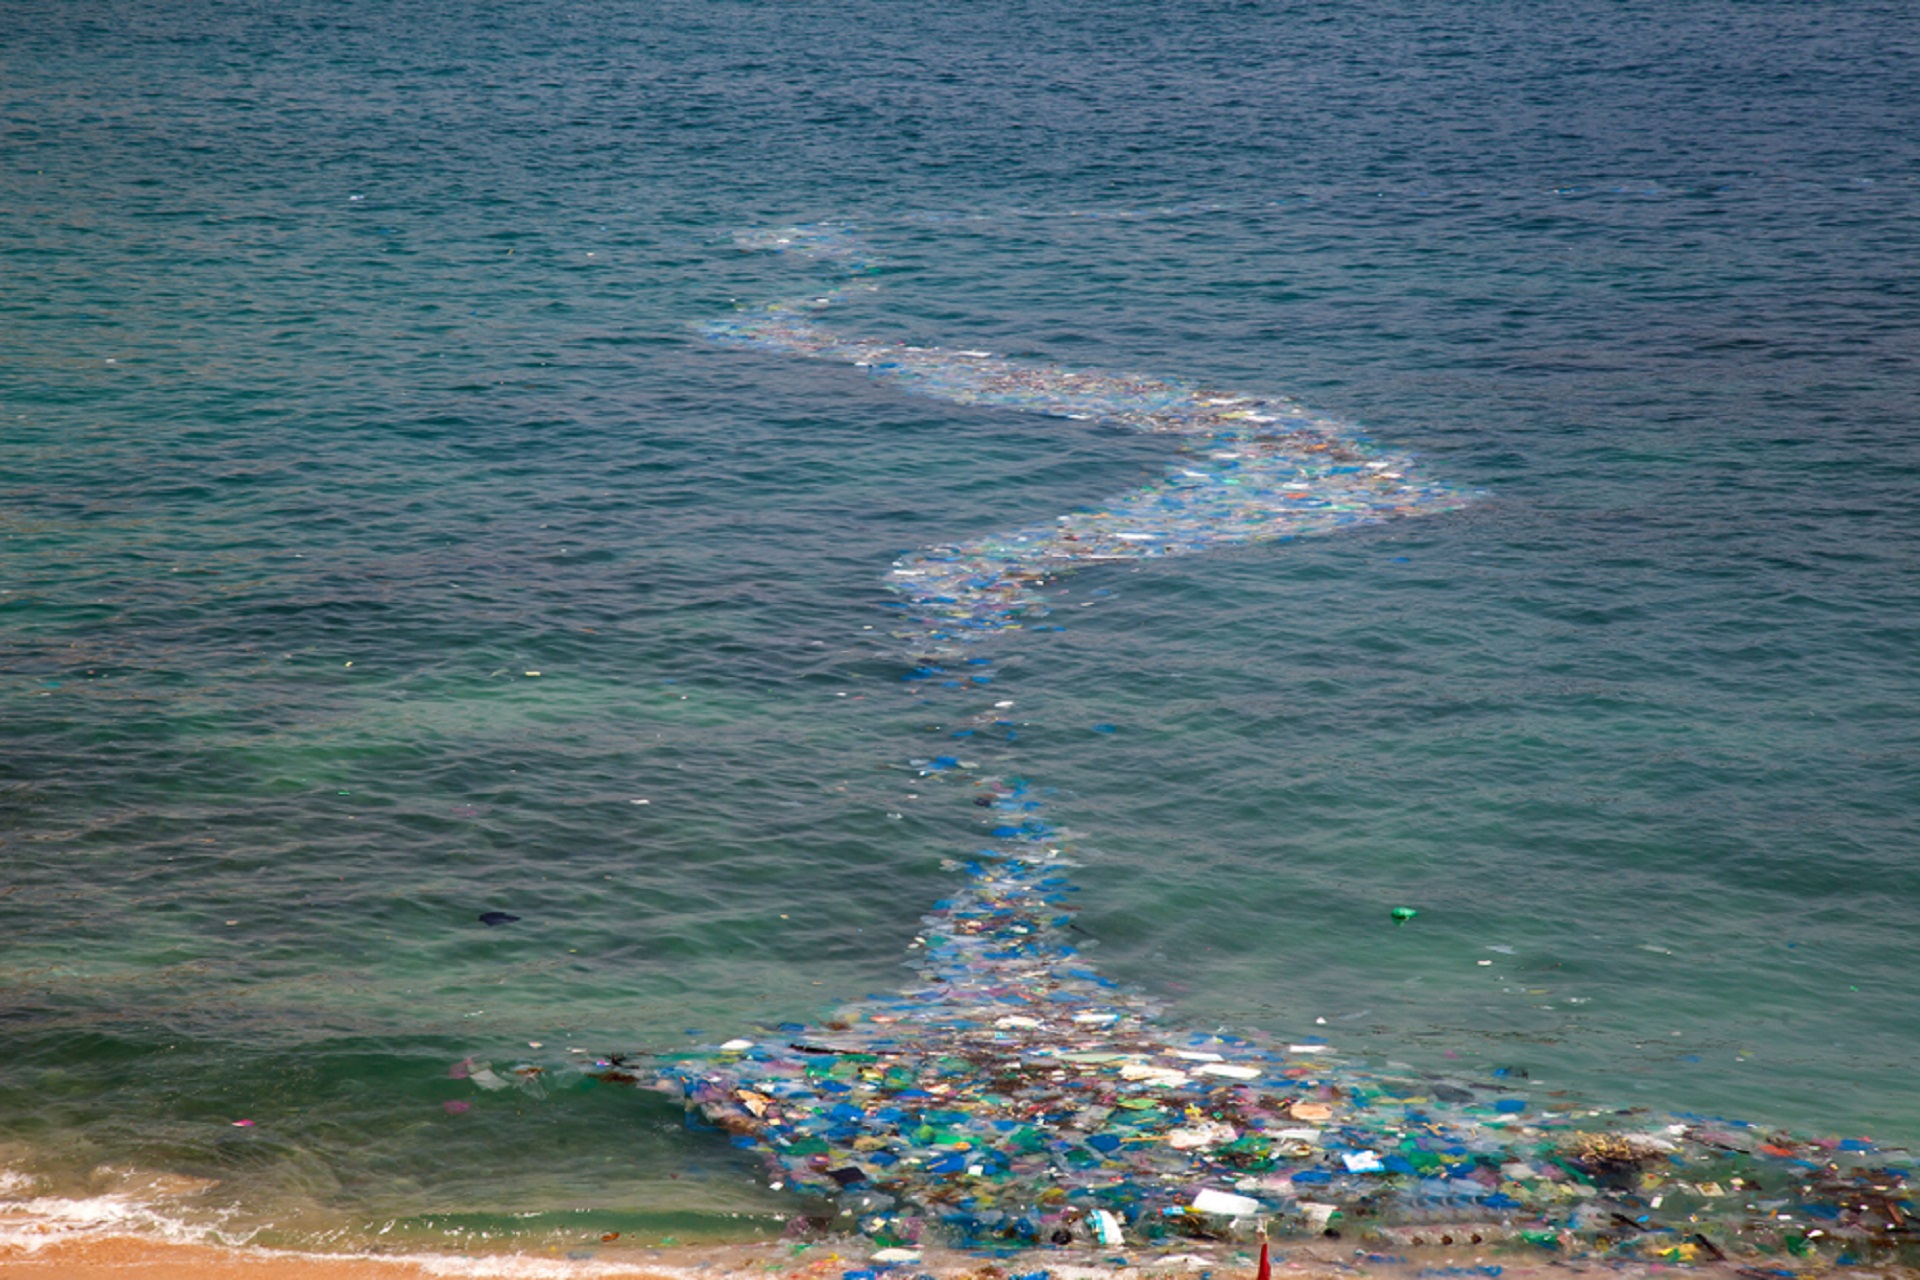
[3,0,1918,1258]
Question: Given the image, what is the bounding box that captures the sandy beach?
[0,1233,675,1278]
[0,1236,454,1278]
[7,1234,1911,1280]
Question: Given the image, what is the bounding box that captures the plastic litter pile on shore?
[571,226,1920,1270]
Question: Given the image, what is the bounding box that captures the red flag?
[1257,1239,1271,1280]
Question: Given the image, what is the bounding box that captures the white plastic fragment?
[720,1039,755,1052]
[1196,1062,1260,1079]
[1342,1150,1385,1172]
[1091,1208,1125,1246]
[468,1064,508,1091]
[1167,1121,1237,1149]
[1191,1188,1262,1216]
[1118,1063,1189,1085]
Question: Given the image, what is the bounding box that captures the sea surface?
[2,0,1918,1259]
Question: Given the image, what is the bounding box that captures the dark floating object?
[477,911,521,926]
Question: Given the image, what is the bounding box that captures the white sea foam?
[0,1192,235,1253]
[0,1160,734,1275]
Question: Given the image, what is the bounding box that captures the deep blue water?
[2,0,1917,1254]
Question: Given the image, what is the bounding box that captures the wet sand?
[0,1236,439,1277]
[3,1234,1906,1280]
[0,1235,660,1278]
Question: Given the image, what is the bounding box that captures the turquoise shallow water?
[3,0,1919,1253]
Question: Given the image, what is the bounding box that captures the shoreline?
[4,1233,1915,1280]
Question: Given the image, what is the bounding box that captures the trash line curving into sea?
[560,224,1914,1269]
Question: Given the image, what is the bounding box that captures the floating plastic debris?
[634,770,1914,1261]
[560,226,1919,1267]
[707,225,1474,657]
